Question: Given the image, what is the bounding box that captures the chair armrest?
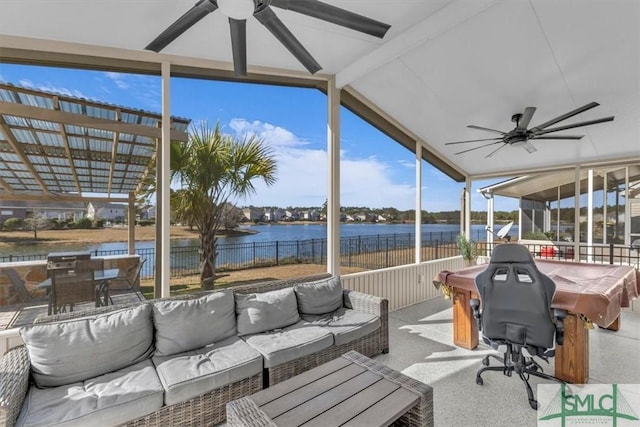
[0,346,30,427]
[553,309,567,346]
[343,290,389,353]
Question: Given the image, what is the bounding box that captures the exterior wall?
[341,256,466,311]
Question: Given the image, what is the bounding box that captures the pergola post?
[415,142,422,263]
[587,169,594,261]
[128,192,135,255]
[486,193,494,246]
[327,77,340,276]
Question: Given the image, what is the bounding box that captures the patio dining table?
[37,268,120,314]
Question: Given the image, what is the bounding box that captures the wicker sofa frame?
[0,274,389,427]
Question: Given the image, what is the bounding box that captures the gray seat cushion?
[242,322,333,368]
[294,276,343,315]
[302,308,381,346]
[152,335,263,406]
[235,287,300,336]
[15,360,163,427]
[153,290,236,356]
[20,304,154,387]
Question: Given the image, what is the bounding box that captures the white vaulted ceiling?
[0,0,638,181]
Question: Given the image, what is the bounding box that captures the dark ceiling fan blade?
[531,135,584,140]
[535,116,614,136]
[531,102,600,131]
[146,0,218,52]
[445,138,503,145]
[270,0,390,38]
[254,6,321,74]
[229,18,247,76]
[454,141,503,155]
[516,107,536,131]
[467,125,506,135]
[485,143,508,158]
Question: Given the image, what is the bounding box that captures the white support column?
[128,192,135,255]
[587,169,594,261]
[415,143,422,263]
[327,78,340,276]
[574,165,581,259]
[603,172,608,245]
[157,61,171,298]
[486,194,494,246]
[556,186,561,241]
[518,198,523,241]
[464,178,471,238]
[624,166,630,245]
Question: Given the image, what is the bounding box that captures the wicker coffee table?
[226,350,433,426]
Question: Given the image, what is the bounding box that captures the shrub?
[522,231,552,240]
[2,218,24,231]
[138,219,155,226]
[74,217,93,229]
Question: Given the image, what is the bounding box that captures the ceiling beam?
[107,109,121,195]
[0,115,49,193]
[54,95,82,194]
[0,177,12,191]
[0,101,188,141]
[335,0,501,88]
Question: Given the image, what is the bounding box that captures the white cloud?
[102,72,161,111]
[17,79,87,99]
[397,159,415,169]
[104,72,130,89]
[227,119,417,209]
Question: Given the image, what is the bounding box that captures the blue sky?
[0,63,517,212]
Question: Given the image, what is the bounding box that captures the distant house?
[0,200,85,223]
[242,207,263,222]
[87,202,126,222]
[353,214,367,222]
[139,205,156,220]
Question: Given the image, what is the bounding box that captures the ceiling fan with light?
[146,0,391,77]
[446,102,614,158]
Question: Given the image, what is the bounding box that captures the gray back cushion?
[235,287,300,336]
[152,290,236,356]
[294,276,343,315]
[20,304,154,388]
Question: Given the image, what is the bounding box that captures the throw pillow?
[152,290,236,356]
[235,287,300,336]
[294,276,343,315]
[20,304,154,388]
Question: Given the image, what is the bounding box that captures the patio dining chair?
[119,258,146,301]
[3,268,47,305]
[49,259,104,315]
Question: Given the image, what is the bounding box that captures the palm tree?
[170,122,277,288]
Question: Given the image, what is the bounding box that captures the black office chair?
[470,243,567,410]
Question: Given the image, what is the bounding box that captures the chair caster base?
[476,376,484,385]
[529,399,538,410]
[482,357,490,366]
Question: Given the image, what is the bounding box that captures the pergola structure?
[0,82,190,253]
[0,0,638,297]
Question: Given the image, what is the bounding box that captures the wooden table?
[226,351,433,427]
[433,260,640,384]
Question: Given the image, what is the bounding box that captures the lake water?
[2,223,517,258]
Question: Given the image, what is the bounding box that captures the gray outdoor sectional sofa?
[0,274,389,427]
